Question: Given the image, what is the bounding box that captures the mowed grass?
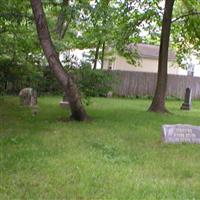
[0,96,200,200]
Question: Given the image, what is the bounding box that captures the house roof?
[128,43,176,61]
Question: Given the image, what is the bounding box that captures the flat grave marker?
[162,124,200,144]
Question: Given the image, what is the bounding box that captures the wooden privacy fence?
[110,70,200,99]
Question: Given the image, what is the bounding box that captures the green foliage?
[111,0,161,64]
[0,0,40,63]
[0,59,62,96]
[171,0,200,66]
[0,0,67,95]
[74,64,113,98]
[0,58,43,95]
[0,60,113,98]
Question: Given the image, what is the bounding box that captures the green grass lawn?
[1,96,200,200]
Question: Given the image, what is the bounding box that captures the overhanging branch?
[172,11,200,23]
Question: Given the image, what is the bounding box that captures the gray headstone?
[107,91,113,98]
[181,88,192,110]
[19,88,37,106]
[162,124,200,144]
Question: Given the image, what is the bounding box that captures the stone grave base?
[60,101,69,108]
[181,103,191,110]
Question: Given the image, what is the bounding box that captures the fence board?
[110,70,200,99]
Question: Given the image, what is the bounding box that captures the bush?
[0,58,114,98]
[74,65,113,98]
[0,58,42,95]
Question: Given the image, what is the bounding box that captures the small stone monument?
[107,91,113,98]
[162,124,200,144]
[60,92,69,108]
[181,88,192,110]
[19,88,37,106]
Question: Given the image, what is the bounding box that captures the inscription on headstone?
[162,124,200,144]
[181,88,192,110]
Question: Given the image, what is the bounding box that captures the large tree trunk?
[148,0,175,113]
[31,0,88,121]
[93,41,101,70]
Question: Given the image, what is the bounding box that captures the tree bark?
[100,0,109,70]
[31,0,88,121]
[55,0,69,39]
[148,0,175,113]
[101,42,105,70]
[93,41,101,70]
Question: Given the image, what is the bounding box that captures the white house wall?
[105,56,187,75]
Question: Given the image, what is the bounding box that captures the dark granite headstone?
[181,88,192,110]
[162,124,200,144]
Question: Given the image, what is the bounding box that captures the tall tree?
[148,0,175,113]
[31,0,88,121]
[55,0,71,39]
[93,41,101,69]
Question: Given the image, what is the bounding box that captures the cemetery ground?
[1,96,200,199]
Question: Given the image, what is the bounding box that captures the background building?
[103,43,199,76]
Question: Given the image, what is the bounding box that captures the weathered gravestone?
[19,88,37,106]
[60,92,69,108]
[107,91,113,98]
[162,124,200,144]
[181,88,192,110]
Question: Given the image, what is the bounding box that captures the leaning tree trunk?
[148,0,175,113]
[31,0,88,121]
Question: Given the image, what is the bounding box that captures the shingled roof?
[128,43,176,61]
